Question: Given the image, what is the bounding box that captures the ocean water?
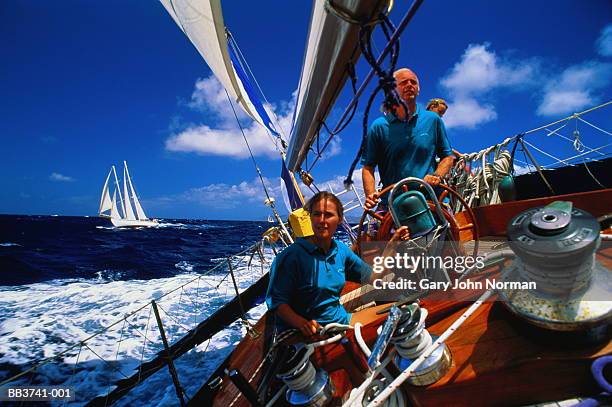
[0,215,277,406]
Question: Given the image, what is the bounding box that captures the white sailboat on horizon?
[98,161,158,228]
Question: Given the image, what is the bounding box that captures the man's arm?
[436,155,455,178]
[362,165,378,209]
[424,155,455,186]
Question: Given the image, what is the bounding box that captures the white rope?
[449,147,512,208]
[577,116,612,137]
[343,324,404,407]
[523,100,611,136]
[523,139,573,167]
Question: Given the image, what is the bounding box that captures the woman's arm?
[367,226,411,283]
[276,304,322,337]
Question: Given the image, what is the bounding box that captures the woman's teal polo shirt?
[266,237,372,326]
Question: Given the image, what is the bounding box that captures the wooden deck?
[193,189,611,406]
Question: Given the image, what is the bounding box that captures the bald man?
[361,68,455,211]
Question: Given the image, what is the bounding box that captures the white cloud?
[150,176,282,210]
[187,75,248,123]
[443,97,497,129]
[596,24,612,57]
[441,43,536,97]
[148,168,370,214]
[165,75,294,159]
[537,61,612,116]
[49,172,74,182]
[439,43,537,129]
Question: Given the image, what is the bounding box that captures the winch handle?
[367,305,402,370]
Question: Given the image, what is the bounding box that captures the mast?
[122,162,136,220]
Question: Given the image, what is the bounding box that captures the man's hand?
[298,318,322,337]
[364,192,379,210]
[390,226,410,242]
[424,174,442,186]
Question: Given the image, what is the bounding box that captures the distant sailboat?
[98,161,158,228]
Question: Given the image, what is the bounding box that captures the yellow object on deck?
[262,227,280,243]
[289,208,313,237]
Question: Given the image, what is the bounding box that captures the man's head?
[393,68,420,104]
[426,98,448,117]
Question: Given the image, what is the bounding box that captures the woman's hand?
[298,318,322,337]
[390,226,410,242]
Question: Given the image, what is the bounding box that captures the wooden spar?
[86,273,269,407]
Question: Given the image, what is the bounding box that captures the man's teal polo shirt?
[266,237,371,326]
[361,105,453,191]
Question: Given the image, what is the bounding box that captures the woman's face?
[310,198,341,241]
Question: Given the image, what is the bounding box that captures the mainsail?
[286,0,388,171]
[122,165,136,221]
[159,0,279,137]
[124,161,149,220]
[110,190,120,219]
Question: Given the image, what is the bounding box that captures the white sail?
[110,190,120,219]
[122,166,136,220]
[124,161,148,220]
[286,0,387,171]
[159,0,261,124]
[110,165,125,218]
[99,168,113,214]
[99,162,157,227]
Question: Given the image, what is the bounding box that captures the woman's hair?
[426,98,447,110]
[304,191,344,221]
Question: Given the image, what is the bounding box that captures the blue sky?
[1,0,610,220]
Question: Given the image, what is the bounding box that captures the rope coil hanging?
[344,13,404,189]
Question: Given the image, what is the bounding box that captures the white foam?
[0,242,21,247]
[175,261,194,272]
[0,247,276,406]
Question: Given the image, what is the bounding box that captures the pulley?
[391,303,451,386]
[276,343,334,407]
[501,201,612,332]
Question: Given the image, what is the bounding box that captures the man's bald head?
[393,68,417,79]
[393,68,420,104]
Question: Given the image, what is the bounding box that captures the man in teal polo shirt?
[362,68,455,210]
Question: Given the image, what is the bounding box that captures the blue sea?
[0,215,276,406]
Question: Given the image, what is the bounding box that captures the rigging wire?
[302,0,424,175]
[223,88,275,202]
[523,100,611,136]
[223,88,294,244]
[344,13,404,188]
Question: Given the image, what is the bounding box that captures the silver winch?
[276,343,334,407]
[391,303,451,386]
[501,201,612,332]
